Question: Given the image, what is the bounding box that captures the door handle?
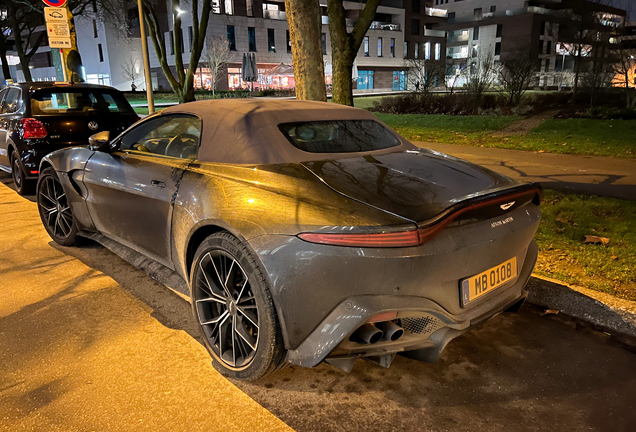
[151,179,166,188]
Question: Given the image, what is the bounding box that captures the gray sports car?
[37,100,541,380]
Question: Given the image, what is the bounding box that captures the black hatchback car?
[0,82,139,194]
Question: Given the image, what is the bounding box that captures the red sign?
[42,0,67,7]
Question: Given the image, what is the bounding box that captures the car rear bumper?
[286,240,537,367]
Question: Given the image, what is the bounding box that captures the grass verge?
[377,113,636,159]
[535,190,636,302]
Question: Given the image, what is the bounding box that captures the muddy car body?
[37,100,541,380]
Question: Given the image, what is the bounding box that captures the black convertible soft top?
[161,99,415,165]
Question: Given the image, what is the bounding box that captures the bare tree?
[405,58,444,93]
[202,37,233,96]
[141,0,212,103]
[285,0,327,101]
[466,51,498,96]
[498,53,537,105]
[327,0,381,105]
[121,57,141,90]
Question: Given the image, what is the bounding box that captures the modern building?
[431,0,627,88]
[146,0,411,92]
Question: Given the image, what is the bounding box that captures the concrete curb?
[526,275,636,338]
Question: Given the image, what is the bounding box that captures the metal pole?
[137,0,155,114]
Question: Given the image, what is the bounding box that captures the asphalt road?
[1,173,635,432]
[414,142,636,201]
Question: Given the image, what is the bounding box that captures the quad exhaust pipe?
[351,323,384,344]
[351,321,404,344]
[376,321,404,341]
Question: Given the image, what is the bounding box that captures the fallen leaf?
[538,150,545,153]
[584,235,610,245]
[556,217,570,223]
[611,255,619,261]
[542,309,560,316]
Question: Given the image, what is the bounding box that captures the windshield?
[279,120,400,153]
[31,89,134,115]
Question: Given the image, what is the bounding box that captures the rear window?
[30,89,134,115]
[279,120,400,153]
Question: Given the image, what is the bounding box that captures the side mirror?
[88,131,114,152]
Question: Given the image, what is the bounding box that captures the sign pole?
[43,0,81,82]
[137,0,155,114]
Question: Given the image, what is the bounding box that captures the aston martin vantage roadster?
[36,100,541,381]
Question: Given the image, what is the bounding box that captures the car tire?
[190,232,286,381]
[11,152,35,195]
[36,167,82,246]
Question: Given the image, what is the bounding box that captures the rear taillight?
[298,188,541,248]
[298,230,420,248]
[21,118,48,139]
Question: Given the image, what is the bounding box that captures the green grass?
[535,190,636,301]
[377,114,636,158]
[376,113,521,142]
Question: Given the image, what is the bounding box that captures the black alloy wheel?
[191,232,286,380]
[37,167,81,246]
[11,153,34,195]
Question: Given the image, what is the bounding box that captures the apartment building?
[433,0,626,88]
[149,0,410,92]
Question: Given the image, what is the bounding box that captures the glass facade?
[357,70,374,89]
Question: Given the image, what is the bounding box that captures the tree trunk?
[327,0,381,106]
[285,0,327,101]
[0,35,12,81]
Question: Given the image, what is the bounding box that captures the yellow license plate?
[460,257,518,306]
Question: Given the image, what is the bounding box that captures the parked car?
[36,100,541,381]
[0,82,139,194]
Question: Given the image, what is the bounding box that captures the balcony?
[424,28,446,38]
[368,21,401,31]
[263,10,286,20]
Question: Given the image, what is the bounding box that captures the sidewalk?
[413,141,636,201]
[0,180,291,432]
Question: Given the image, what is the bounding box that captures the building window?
[248,27,256,52]
[473,27,479,40]
[357,70,374,90]
[474,8,482,17]
[179,28,184,53]
[286,30,291,53]
[424,42,430,60]
[321,33,327,55]
[227,25,236,51]
[545,59,550,72]
[377,37,382,57]
[246,0,253,16]
[47,51,53,67]
[393,70,407,91]
[414,42,419,59]
[98,43,104,62]
[225,0,233,15]
[364,36,369,56]
[490,5,496,13]
[188,26,193,51]
[546,40,552,54]
[169,30,174,55]
[495,42,501,56]
[213,0,220,14]
[496,24,503,38]
[448,12,455,19]
[435,42,441,60]
[404,41,408,58]
[411,19,420,35]
[413,0,420,14]
[390,38,395,58]
[92,20,98,38]
[268,28,276,52]
[539,39,544,54]
[540,21,546,35]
